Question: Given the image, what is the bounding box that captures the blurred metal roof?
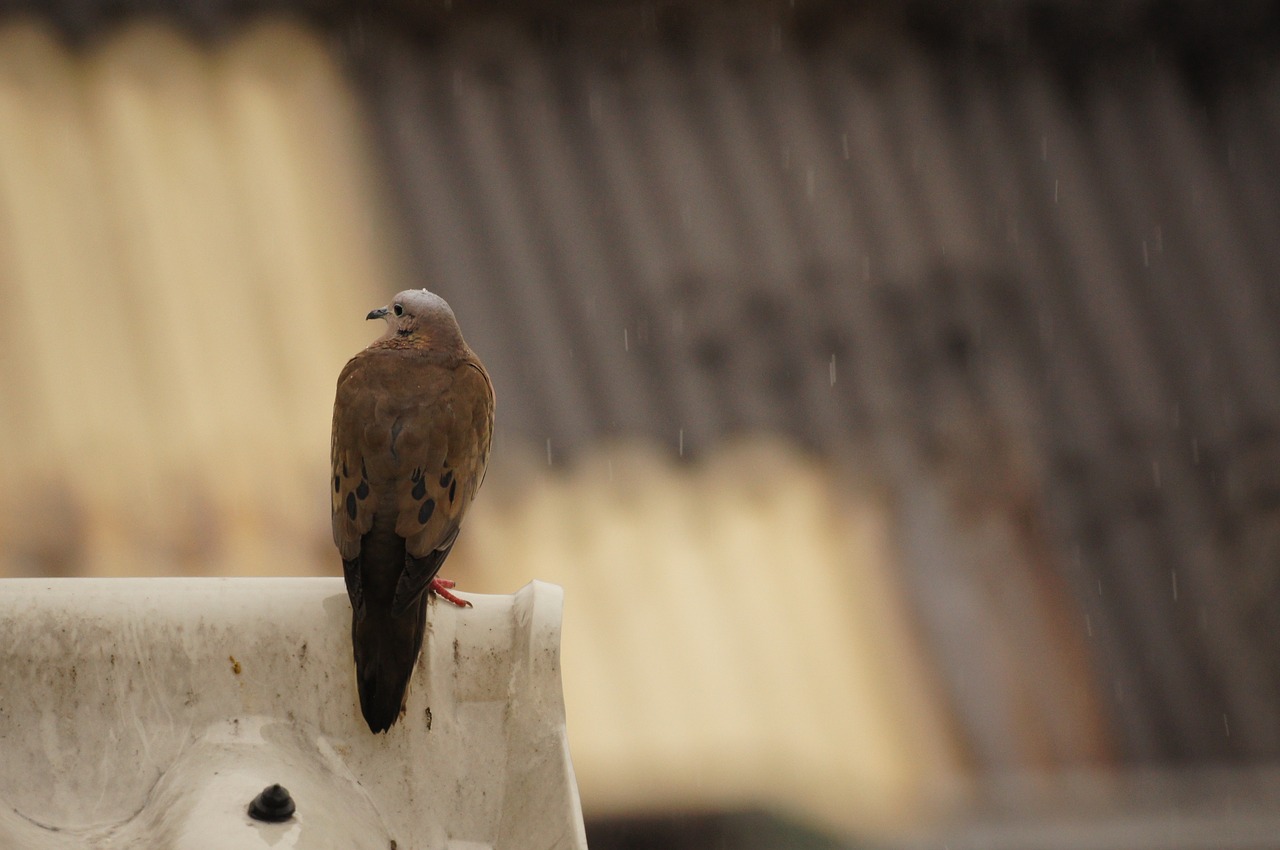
[341,4,1280,768]
[0,19,397,576]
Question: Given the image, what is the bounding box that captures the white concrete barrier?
[0,578,585,850]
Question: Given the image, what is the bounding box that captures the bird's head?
[367,289,465,349]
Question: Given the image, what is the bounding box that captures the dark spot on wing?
[356,480,369,500]
[439,469,453,488]
[418,499,435,524]
[333,475,340,493]
[342,461,349,477]
[412,477,427,500]
[345,492,357,520]
[449,480,457,503]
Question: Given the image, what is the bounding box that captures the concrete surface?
[0,578,586,850]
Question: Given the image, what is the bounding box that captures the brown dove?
[331,289,494,733]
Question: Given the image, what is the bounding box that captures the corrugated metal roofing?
[452,437,970,834]
[344,6,1280,769]
[0,19,398,576]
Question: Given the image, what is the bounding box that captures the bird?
[331,289,494,733]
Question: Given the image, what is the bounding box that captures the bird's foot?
[429,578,472,608]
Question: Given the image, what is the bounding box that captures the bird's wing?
[391,358,494,613]
[332,350,493,611]
[331,353,382,563]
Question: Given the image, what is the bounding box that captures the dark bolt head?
[248,783,296,823]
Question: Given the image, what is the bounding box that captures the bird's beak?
[366,306,390,321]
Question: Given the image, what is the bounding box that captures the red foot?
[429,577,472,608]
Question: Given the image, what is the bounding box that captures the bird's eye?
[393,304,404,317]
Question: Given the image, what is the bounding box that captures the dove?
[331,289,494,733]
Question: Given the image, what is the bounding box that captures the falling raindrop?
[1040,134,1049,161]
[829,354,837,387]
[841,132,850,160]
[1224,714,1231,737]
[805,167,815,199]
[1142,240,1149,267]
[678,428,684,457]
[1053,179,1060,203]
[1085,614,1093,637]
[1171,569,1178,601]
[546,438,553,466]
[623,328,629,352]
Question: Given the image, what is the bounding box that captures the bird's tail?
[352,596,429,733]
